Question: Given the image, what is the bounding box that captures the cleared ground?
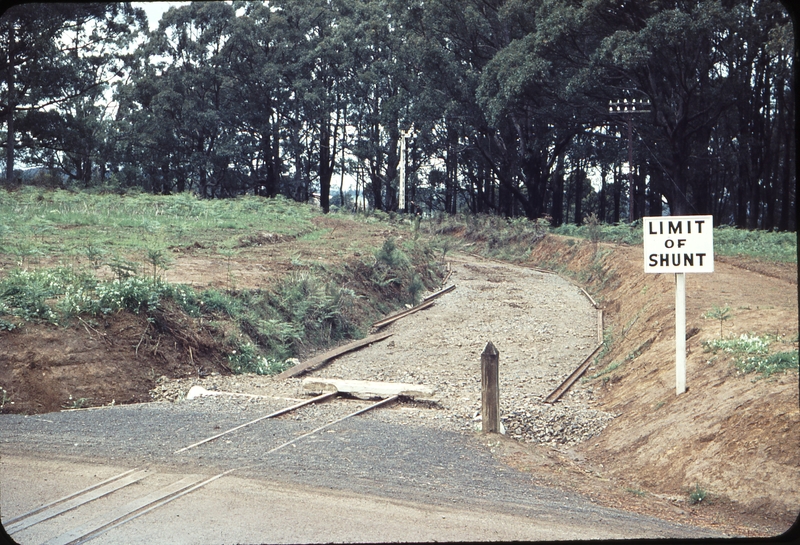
[1,210,798,538]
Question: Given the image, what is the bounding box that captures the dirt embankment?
[527,236,799,532]
[0,304,231,414]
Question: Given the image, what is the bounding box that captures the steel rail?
[266,395,400,454]
[68,469,239,545]
[44,475,206,545]
[174,391,338,454]
[3,468,140,527]
[543,343,604,404]
[6,469,150,535]
[66,393,396,545]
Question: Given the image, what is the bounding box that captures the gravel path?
[153,256,615,445]
[0,399,719,539]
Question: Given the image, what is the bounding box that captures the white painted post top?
[643,215,714,274]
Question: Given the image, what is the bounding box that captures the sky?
[134,1,186,31]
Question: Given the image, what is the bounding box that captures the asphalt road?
[1,396,724,543]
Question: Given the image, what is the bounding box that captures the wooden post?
[481,341,500,433]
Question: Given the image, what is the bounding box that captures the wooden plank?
[302,378,436,400]
[371,300,435,330]
[597,308,604,344]
[274,332,393,380]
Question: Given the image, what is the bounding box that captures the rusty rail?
[543,343,604,404]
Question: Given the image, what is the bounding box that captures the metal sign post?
[643,215,714,395]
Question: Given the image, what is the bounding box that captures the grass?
[551,220,796,263]
[0,188,444,375]
[426,213,796,264]
[625,487,647,497]
[0,248,441,372]
[0,187,316,264]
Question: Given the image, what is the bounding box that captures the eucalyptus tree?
[0,3,145,183]
[223,1,296,198]
[591,0,794,224]
[120,1,240,196]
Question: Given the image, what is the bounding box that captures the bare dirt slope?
[0,304,231,413]
[525,236,799,534]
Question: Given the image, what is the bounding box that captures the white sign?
[643,215,714,274]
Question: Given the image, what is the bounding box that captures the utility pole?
[608,98,650,222]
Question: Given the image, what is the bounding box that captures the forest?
[0,0,795,229]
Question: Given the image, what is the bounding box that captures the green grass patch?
[714,225,797,263]
[0,187,316,263]
[703,333,799,378]
[689,484,708,505]
[550,220,796,263]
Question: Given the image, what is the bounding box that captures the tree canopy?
[1,0,795,229]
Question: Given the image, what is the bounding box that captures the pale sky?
[134,1,187,30]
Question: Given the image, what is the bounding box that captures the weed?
[625,487,647,497]
[703,333,799,378]
[737,351,798,377]
[408,274,425,304]
[218,248,239,291]
[375,237,409,269]
[107,256,139,281]
[144,248,172,283]
[704,333,771,356]
[585,213,601,245]
[589,360,622,379]
[0,387,11,409]
[704,305,732,337]
[63,395,90,409]
[689,484,708,505]
[84,245,106,270]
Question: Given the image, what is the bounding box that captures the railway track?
[5,393,399,545]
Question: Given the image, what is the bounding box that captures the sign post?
[643,216,714,395]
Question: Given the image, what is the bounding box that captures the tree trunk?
[5,21,16,183]
[598,166,607,223]
[573,166,583,226]
[319,122,332,213]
